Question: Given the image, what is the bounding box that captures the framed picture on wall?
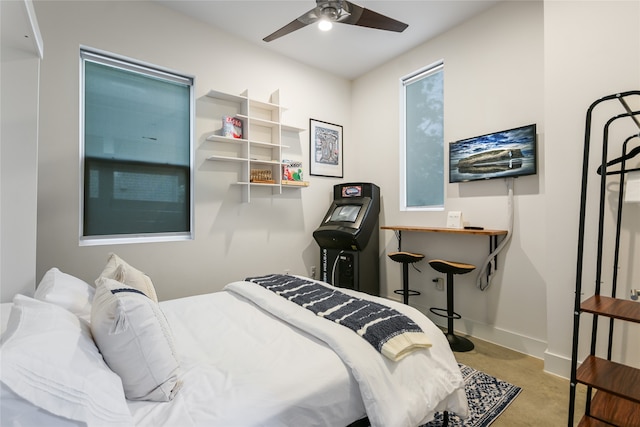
[310,119,343,178]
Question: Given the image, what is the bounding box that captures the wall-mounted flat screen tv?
[449,123,537,183]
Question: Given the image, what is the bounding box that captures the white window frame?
[400,60,445,211]
[79,47,195,246]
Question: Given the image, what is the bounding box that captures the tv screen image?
[449,124,537,183]
[328,205,362,223]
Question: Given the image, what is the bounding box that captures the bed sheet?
[128,291,366,427]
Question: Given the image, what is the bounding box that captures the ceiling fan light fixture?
[318,18,333,31]
[320,4,339,20]
[263,0,408,42]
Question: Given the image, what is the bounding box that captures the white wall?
[543,0,640,375]
[353,1,547,358]
[1,0,42,303]
[352,0,640,377]
[31,0,639,378]
[34,0,351,301]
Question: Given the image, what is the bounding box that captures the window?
[80,49,193,244]
[400,61,444,210]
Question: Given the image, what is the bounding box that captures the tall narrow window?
[401,62,444,210]
[80,49,193,244]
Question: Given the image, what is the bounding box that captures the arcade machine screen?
[328,205,361,223]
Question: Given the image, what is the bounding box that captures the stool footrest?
[394,289,421,297]
[429,307,461,320]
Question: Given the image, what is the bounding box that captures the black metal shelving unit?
[568,90,640,427]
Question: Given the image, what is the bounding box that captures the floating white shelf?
[205,89,307,202]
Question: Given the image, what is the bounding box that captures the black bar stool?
[428,259,476,352]
[388,251,424,304]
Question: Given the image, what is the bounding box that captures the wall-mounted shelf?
[205,89,307,202]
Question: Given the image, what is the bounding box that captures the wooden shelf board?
[589,390,640,426]
[581,296,640,323]
[576,356,640,403]
[577,415,617,427]
[282,180,309,187]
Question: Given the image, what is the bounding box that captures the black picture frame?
[310,119,343,178]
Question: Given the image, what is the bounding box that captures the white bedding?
[129,290,367,427]
[1,275,468,427]
[226,278,468,427]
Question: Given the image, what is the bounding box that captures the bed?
[0,255,468,427]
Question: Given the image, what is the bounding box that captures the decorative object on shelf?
[282,159,304,182]
[310,119,343,178]
[222,116,243,139]
[446,211,463,229]
[250,169,274,183]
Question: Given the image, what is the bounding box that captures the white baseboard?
[543,350,573,379]
[388,295,568,376]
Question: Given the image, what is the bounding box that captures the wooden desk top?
[381,225,508,236]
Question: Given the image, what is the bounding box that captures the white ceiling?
[156,0,501,80]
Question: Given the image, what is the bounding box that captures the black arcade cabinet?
[313,183,380,296]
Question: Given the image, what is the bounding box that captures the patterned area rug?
[423,364,522,427]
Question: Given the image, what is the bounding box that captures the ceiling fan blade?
[263,19,309,42]
[340,0,408,32]
[263,8,320,42]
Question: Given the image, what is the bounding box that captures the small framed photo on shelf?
[310,119,343,178]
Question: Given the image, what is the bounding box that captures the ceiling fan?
[263,0,408,42]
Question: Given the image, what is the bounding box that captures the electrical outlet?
[310,266,317,279]
[433,277,444,291]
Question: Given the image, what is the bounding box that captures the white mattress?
[128,291,366,427]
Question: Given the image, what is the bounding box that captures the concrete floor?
[452,335,588,426]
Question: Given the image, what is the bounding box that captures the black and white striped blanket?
[245,274,431,361]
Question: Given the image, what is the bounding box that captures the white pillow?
[91,277,181,402]
[34,268,95,322]
[1,382,85,427]
[99,253,158,302]
[0,295,133,427]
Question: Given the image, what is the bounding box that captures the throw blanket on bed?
[225,277,468,427]
[245,274,431,361]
